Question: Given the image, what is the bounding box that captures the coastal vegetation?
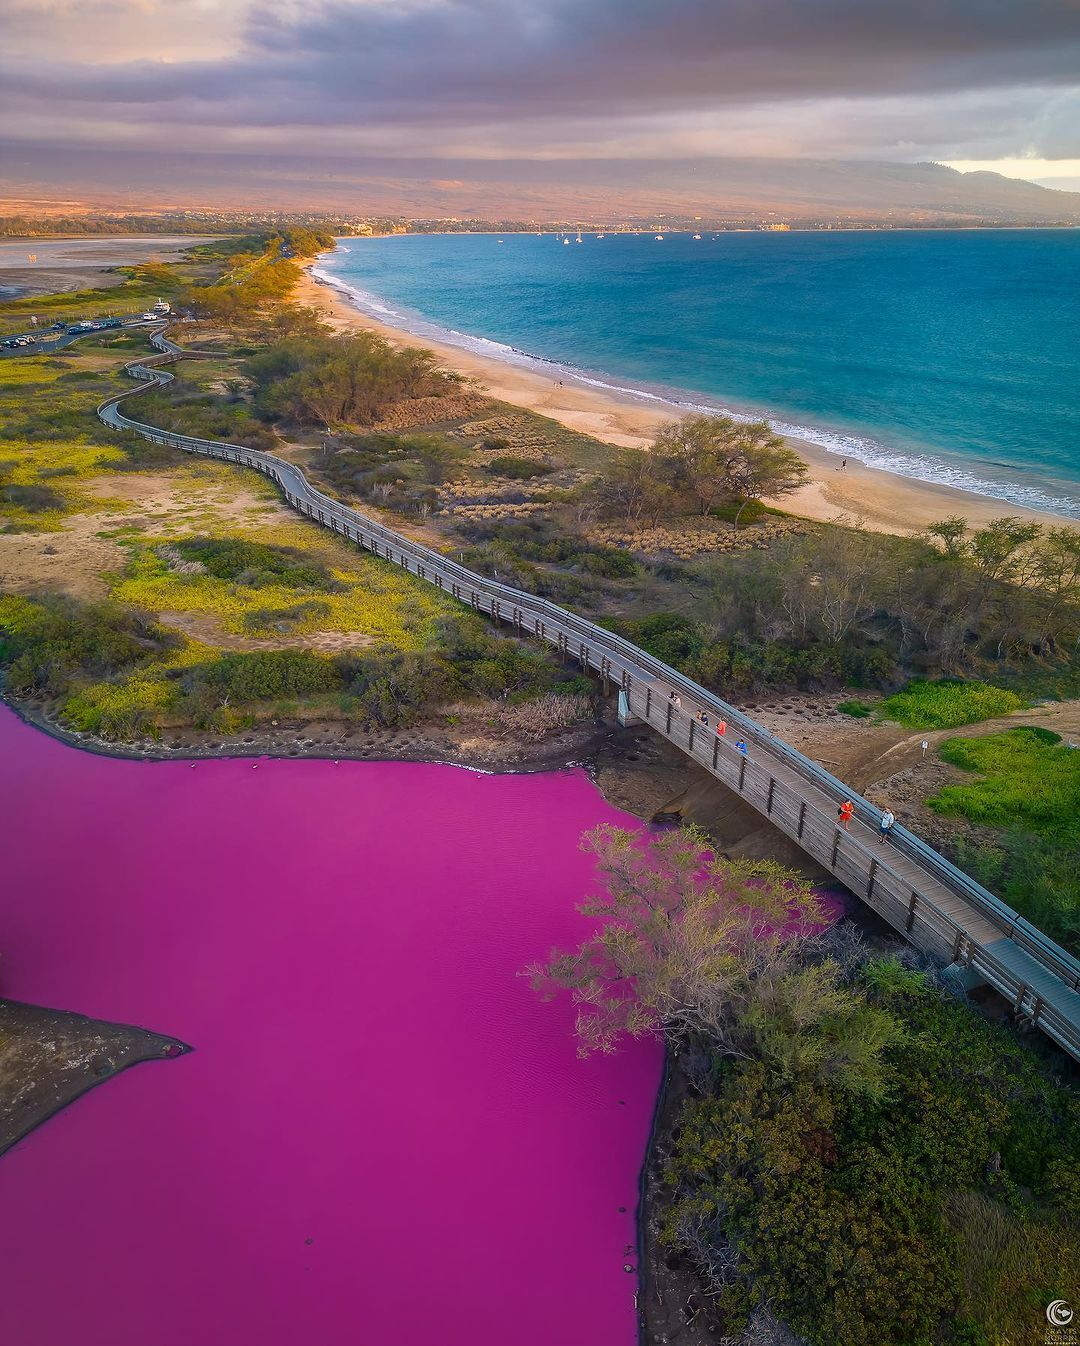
[533,825,1080,1346]
[0,237,589,750]
[0,581,585,741]
[934,727,1080,953]
[877,679,1024,728]
[598,413,809,527]
[147,328,1079,704]
[244,331,460,427]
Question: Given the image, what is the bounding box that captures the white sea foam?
[311,260,1080,520]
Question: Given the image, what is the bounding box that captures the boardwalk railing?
[97,328,1080,1061]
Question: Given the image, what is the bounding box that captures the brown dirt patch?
[156,610,377,653]
[0,513,127,599]
[0,999,190,1157]
[0,467,295,600]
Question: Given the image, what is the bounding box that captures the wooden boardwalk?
[97,330,1080,1062]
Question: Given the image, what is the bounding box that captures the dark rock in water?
[0,999,191,1157]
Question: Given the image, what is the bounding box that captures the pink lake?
[0,707,662,1346]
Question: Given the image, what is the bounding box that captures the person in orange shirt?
[838,800,854,828]
[716,718,727,738]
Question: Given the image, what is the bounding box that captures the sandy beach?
[298,267,1077,537]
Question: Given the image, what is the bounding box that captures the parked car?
[100,317,123,329]
[1,337,20,349]
[51,320,66,330]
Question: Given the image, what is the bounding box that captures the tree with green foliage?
[245,332,455,430]
[601,445,679,526]
[719,421,809,526]
[528,826,900,1094]
[652,413,744,516]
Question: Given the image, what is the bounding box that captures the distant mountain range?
[2,142,1079,226]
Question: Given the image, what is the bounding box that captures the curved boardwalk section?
[97,328,1080,1061]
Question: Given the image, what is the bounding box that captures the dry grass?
[593,517,807,559]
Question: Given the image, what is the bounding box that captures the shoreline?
[0,999,190,1159]
[299,265,1077,537]
[0,234,218,300]
[0,686,613,777]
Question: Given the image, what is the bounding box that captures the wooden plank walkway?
[96,330,1080,1062]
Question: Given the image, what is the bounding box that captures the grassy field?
[0,251,583,745]
[930,727,1080,951]
[931,726,1080,835]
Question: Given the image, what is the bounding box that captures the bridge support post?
[617,688,641,727]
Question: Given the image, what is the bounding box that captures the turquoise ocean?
[315,230,1080,517]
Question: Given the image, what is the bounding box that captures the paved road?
[96,328,1080,1062]
[0,316,165,358]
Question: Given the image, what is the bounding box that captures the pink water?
[0,707,661,1346]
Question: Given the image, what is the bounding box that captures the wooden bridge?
[97,329,1080,1062]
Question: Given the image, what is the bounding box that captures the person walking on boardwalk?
[735,739,748,756]
[716,718,727,738]
[837,799,854,829]
[699,710,709,727]
[878,809,895,843]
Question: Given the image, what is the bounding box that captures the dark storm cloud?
[1,0,1078,165]
[240,0,1080,121]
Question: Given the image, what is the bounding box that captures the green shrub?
[2,482,65,513]
[879,679,1023,729]
[335,649,460,728]
[171,537,339,592]
[932,728,1080,951]
[485,455,553,480]
[660,957,1080,1346]
[618,611,706,665]
[0,592,172,696]
[837,699,874,718]
[181,649,340,702]
[580,546,640,579]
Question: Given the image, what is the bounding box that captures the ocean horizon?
[316,229,1080,519]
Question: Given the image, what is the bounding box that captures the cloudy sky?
[2,0,1079,199]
